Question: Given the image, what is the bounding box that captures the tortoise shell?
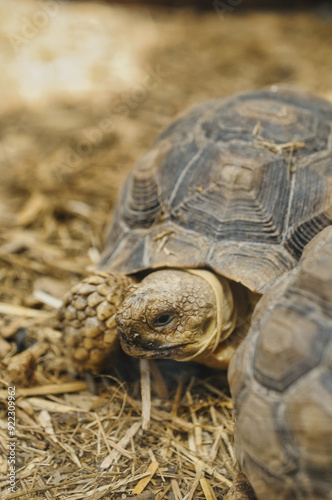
[100,86,332,293]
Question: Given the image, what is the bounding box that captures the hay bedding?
[0,1,332,498]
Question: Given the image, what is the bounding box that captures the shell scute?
[253,305,329,392]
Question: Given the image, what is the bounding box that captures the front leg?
[229,227,332,500]
[58,272,134,373]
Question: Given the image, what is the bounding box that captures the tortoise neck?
[182,269,238,358]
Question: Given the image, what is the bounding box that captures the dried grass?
[1,338,237,499]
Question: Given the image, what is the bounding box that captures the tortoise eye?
[153,312,174,327]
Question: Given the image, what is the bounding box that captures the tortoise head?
[116,269,236,362]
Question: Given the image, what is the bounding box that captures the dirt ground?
[0,1,332,498]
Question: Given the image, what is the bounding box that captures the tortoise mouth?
[118,332,194,359]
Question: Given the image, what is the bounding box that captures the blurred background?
[0,0,332,331]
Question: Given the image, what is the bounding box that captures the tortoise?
[59,85,332,499]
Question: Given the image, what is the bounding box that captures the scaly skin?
[59,272,134,372]
[60,267,256,372]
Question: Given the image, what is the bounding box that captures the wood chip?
[187,390,203,456]
[185,466,204,500]
[155,485,172,500]
[0,302,52,318]
[0,381,88,399]
[17,397,87,414]
[37,410,58,443]
[200,477,218,500]
[16,192,46,226]
[140,359,151,431]
[171,479,183,500]
[33,290,63,309]
[132,461,159,495]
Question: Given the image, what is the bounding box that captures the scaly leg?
[58,272,134,373]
